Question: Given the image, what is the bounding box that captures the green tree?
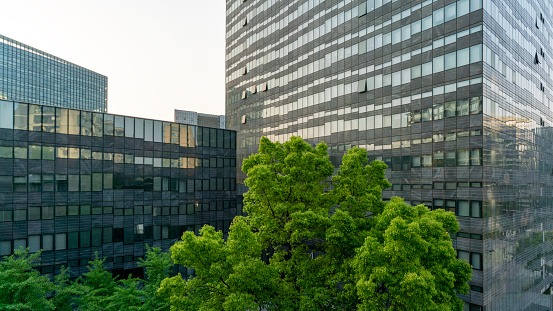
[51,266,80,311]
[105,276,143,311]
[354,197,472,311]
[159,136,472,311]
[138,245,173,311]
[0,248,54,311]
[75,252,118,311]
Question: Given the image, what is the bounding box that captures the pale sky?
[0,0,226,122]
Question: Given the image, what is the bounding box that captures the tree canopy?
[160,136,472,311]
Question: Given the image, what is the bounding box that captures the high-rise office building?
[175,109,226,129]
[0,99,238,278]
[225,0,553,309]
[0,34,108,112]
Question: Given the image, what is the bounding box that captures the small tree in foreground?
[160,136,472,311]
[0,248,54,311]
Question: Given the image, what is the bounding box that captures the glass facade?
[0,34,108,112]
[0,100,238,279]
[225,0,553,309]
[174,109,226,129]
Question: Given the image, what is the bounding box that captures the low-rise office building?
[0,99,238,278]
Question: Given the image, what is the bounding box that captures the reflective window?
[433,8,444,26]
[55,233,66,250]
[56,109,68,134]
[104,114,114,136]
[14,103,28,131]
[458,0,470,16]
[457,200,470,216]
[125,117,134,138]
[135,118,144,139]
[444,101,456,118]
[444,3,456,22]
[42,107,55,133]
[445,52,456,70]
[154,121,162,142]
[0,101,13,129]
[28,104,41,132]
[433,55,444,73]
[92,113,103,137]
[81,112,92,136]
[42,235,53,251]
[114,116,124,136]
[28,236,40,253]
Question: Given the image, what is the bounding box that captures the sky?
[0,0,226,122]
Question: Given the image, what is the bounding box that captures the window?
[80,231,91,248]
[14,239,26,251]
[470,97,482,114]
[14,177,27,192]
[103,227,112,243]
[0,146,12,159]
[422,16,432,31]
[68,206,79,216]
[29,236,40,253]
[42,206,54,220]
[471,201,482,218]
[471,253,482,270]
[0,210,12,222]
[43,180,59,200]
[0,100,13,129]
[444,52,456,70]
[445,150,456,166]
[42,235,53,251]
[68,232,79,249]
[444,3,456,22]
[55,233,66,250]
[68,175,79,192]
[92,228,102,247]
[458,0,469,16]
[104,114,114,136]
[114,116,124,136]
[29,145,41,160]
[457,99,469,116]
[457,200,470,216]
[470,149,482,166]
[56,206,67,217]
[444,101,456,118]
[14,147,27,159]
[433,151,444,167]
[81,112,92,136]
[92,113,103,137]
[14,103,28,131]
[28,174,41,192]
[14,210,26,221]
[457,48,470,67]
[0,241,11,255]
[433,8,444,26]
[68,110,80,135]
[56,175,68,192]
[433,104,444,120]
[457,150,470,166]
[445,200,456,213]
[125,117,134,138]
[470,45,482,63]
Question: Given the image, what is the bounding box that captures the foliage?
[74,252,118,310]
[138,245,173,311]
[354,197,471,311]
[0,248,54,311]
[161,136,472,311]
[51,266,80,311]
[0,247,175,311]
